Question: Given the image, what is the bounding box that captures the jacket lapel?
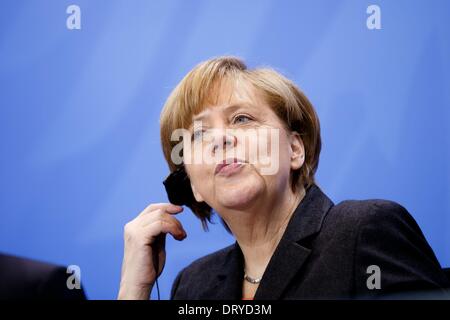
[254,184,334,299]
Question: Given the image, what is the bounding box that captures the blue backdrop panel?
[0,0,448,299]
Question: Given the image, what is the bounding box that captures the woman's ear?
[289,132,305,171]
[184,165,205,202]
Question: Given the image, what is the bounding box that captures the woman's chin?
[214,184,262,210]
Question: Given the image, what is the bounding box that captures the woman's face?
[183,80,305,212]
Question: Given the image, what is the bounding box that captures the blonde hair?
[160,56,321,230]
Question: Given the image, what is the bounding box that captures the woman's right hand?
[117,203,186,300]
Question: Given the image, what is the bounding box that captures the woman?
[118,57,449,300]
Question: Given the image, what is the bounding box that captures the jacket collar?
[202,184,334,300]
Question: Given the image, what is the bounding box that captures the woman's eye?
[233,114,252,124]
[191,129,204,141]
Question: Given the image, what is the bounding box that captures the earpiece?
[162,166,195,206]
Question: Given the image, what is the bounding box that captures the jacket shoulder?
[318,199,418,250]
[327,198,414,227]
[0,253,87,300]
[328,199,448,295]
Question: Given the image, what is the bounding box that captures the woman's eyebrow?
[192,111,209,122]
[223,103,257,115]
[190,102,256,126]
[224,104,246,114]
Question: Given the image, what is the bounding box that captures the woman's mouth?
[215,158,246,176]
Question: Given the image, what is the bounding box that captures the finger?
[157,214,185,234]
[144,220,186,241]
[152,233,166,266]
[140,203,183,216]
[137,210,186,233]
[147,203,183,213]
[153,233,166,253]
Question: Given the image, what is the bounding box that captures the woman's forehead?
[190,79,264,123]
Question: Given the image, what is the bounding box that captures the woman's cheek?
[248,130,282,176]
[191,165,214,188]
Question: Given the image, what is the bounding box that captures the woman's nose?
[211,130,237,154]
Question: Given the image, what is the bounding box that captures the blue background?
[0,0,449,299]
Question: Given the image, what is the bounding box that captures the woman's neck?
[224,186,306,279]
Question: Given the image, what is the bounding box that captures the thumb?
[152,233,166,273]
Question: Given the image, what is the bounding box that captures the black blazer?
[0,253,87,300]
[171,184,449,299]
